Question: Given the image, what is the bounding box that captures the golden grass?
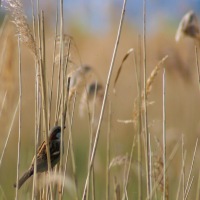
[4,0,37,57]
[0,2,200,200]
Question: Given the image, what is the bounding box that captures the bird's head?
[49,126,61,141]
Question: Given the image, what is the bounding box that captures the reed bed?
[0,1,200,200]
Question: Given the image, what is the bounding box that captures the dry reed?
[1,0,200,200]
[133,55,168,129]
[176,10,200,42]
[3,0,37,57]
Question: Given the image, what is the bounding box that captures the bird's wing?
[30,141,46,166]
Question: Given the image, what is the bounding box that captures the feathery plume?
[133,55,168,129]
[176,10,200,42]
[2,0,37,57]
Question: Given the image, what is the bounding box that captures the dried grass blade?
[185,138,198,197]
[146,55,168,96]
[0,91,7,118]
[113,48,134,93]
[185,176,194,200]
[133,55,168,129]
[62,92,77,196]
[81,0,127,199]
[106,102,111,200]
[15,35,22,200]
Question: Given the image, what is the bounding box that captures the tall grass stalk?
[62,93,77,197]
[36,1,52,178]
[182,135,186,200]
[90,87,98,200]
[195,46,200,92]
[149,138,181,199]
[162,67,166,200]
[41,11,54,199]
[185,139,198,197]
[48,0,59,130]
[35,3,53,197]
[195,170,200,200]
[61,78,79,199]
[118,47,138,200]
[137,35,142,200]
[85,80,103,200]
[185,176,194,200]
[54,51,62,124]
[149,133,153,194]
[14,36,22,200]
[122,136,136,200]
[30,0,38,198]
[106,102,111,200]
[176,150,187,200]
[59,0,65,198]
[142,0,151,198]
[81,0,127,199]
[66,107,79,200]
[122,154,129,199]
[86,85,96,200]
[0,91,7,118]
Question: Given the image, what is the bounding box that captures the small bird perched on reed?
[14,126,62,189]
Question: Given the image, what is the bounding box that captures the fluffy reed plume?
[2,0,37,57]
[176,10,200,42]
[79,81,104,118]
[55,34,81,68]
[39,172,76,198]
[69,65,92,89]
[68,64,100,102]
[56,34,74,49]
[109,154,129,169]
[153,153,169,199]
[133,55,168,129]
[146,55,168,96]
[55,34,72,64]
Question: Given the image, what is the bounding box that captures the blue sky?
[60,0,200,33]
[10,0,200,34]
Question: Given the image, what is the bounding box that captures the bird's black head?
[49,126,61,141]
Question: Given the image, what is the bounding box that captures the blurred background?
[20,0,200,33]
[0,0,200,199]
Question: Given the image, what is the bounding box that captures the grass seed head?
[176,10,200,42]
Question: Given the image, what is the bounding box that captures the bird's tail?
[14,168,33,189]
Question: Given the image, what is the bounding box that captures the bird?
[14,126,62,189]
